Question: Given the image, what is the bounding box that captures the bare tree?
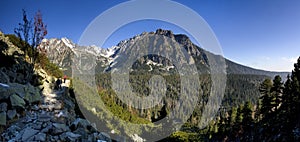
[32,10,47,49]
[14,9,47,63]
[14,9,32,55]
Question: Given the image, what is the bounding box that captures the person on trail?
[63,75,67,83]
[56,78,62,90]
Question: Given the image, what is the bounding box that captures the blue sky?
[0,0,299,72]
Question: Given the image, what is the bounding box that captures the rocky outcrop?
[0,31,34,84]
[0,31,112,141]
[0,78,112,141]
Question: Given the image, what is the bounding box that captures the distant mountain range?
[39,29,289,79]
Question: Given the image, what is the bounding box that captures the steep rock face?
[39,38,75,68]
[0,31,34,84]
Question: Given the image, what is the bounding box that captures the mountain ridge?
[39,29,289,79]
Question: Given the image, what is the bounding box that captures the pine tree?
[271,75,283,111]
[290,57,300,128]
[259,78,273,116]
[242,101,254,140]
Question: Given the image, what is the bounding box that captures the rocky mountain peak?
[155,29,175,39]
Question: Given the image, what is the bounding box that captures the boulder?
[0,69,10,83]
[21,127,39,141]
[9,83,26,98]
[52,123,70,135]
[7,109,17,120]
[0,111,6,125]
[70,118,90,130]
[34,132,46,141]
[38,113,52,122]
[0,83,13,100]
[24,84,41,104]
[65,132,82,141]
[0,102,7,112]
[10,94,25,109]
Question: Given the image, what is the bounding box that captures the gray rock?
[66,132,82,141]
[73,128,88,139]
[24,84,41,104]
[15,73,25,84]
[0,70,10,83]
[59,132,67,140]
[98,132,112,142]
[34,132,46,141]
[32,122,43,130]
[7,109,17,119]
[0,111,7,125]
[31,105,39,111]
[21,127,39,141]
[41,125,52,133]
[9,83,26,98]
[38,113,52,122]
[0,102,7,112]
[10,94,25,109]
[71,118,90,130]
[0,84,13,100]
[52,123,70,134]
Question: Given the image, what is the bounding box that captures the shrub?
[36,52,63,78]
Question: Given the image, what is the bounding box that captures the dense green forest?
[93,57,300,141]
[166,58,300,141]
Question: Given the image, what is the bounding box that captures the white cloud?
[246,56,298,72]
[281,57,298,63]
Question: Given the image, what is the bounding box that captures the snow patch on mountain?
[61,37,74,48]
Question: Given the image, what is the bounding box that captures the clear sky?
[0,0,299,72]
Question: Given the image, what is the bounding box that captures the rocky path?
[1,79,112,142]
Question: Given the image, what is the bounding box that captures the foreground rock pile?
[0,74,112,142]
[0,30,114,141]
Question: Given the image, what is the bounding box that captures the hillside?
[0,31,112,141]
[37,29,293,141]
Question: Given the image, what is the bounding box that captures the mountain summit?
[39,29,288,78]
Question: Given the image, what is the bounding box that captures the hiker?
[63,75,67,83]
[56,78,62,90]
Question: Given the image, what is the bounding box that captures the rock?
[7,109,17,120]
[0,111,7,125]
[24,84,41,104]
[52,123,70,135]
[0,102,8,112]
[15,73,25,84]
[38,113,52,122]
[70,118,90,130]
[65,132,82,141]
[73,128,88,139]
[0,84,13,100]
[10,94,25,109]
[0,70,10,83]
[21,127,39,141]
[4,125,21,139]
[9,83,26,98]
[31,105,39,111]
[34,132,46,141]
[41,124,52,133]
[98,132,112,142]
[32,122,43,130]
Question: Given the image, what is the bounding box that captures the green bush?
[36,52,63,78]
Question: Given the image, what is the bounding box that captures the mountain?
[38,29,292,140]
[38,29,291,121]
[39,29,289,78]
